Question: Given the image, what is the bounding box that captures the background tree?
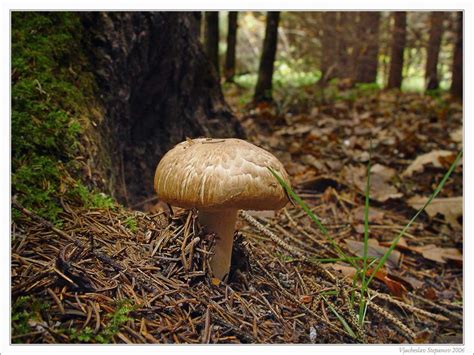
[320,12,339,84]
[425,12,445,90]
[81,12,243,205]
[355,12,381,83]
[387,12,407,89]
[450,12,463,100]
[190,12,202,40]
[254,11,280,102]
[336,12,354,79]
[224,12,239,82]
[204,12,220,74]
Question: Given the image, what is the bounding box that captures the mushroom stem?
[198,209,238,281]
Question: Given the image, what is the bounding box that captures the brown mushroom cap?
[154,138,291,211]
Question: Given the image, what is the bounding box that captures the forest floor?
[11,88,463,344]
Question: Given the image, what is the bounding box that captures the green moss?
[12,295,50,342]
[123,216,138,233]
[11,12,114,223]
[69,299,135,343]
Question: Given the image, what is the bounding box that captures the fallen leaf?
[345,239,401,269]
[301,154,326,172]
[412,244,462,264]
[407,196,462,229]
[327,262,408,297]
[449,128,462,143]
[402,150,456,177]
[352,206,386,224]
[367,268,407,297]
[343,165,402,202]
[327,263,357,279]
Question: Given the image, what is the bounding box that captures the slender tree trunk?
[387,12,407,89]
[450,12,463,100]
[81,12,243,205]
[425,12,445,91]
[204,12,220,75]
[355,12,381,83]
[224,12,238,82]
[190,12,202,40]
[320,12,339,84]
[254,11,280,102]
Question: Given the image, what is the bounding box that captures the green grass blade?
[308,256,375,263]
[322,295,357,339]
[268,167,356,268]
[358,140,372,325]
[366,149,463,287]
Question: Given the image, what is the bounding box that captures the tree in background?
[224,12,238,82]
[450,12,463,100]
[254,12,280,102]
[320,12,339,84]
[190,12,202,40]
[336,12,354,80]
[355,12,381,83]
[387,12,407,89]
[425,12,445,91]
[204,12,220,75]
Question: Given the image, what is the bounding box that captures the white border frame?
[1,1,471,354]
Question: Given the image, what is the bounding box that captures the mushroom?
[154,138,291,280]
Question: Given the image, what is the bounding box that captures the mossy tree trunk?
[81,12,244,206]
[254,11,280,103]
[387,12,407,89]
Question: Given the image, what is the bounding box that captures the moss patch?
[11,12,114,223]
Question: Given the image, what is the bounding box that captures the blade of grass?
[309,256,376,263]
[366,149,463,288]
[268,167,357,268]
[358,140,372,324]
[322,295,357,339]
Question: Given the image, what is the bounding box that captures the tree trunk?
[254,11,280,102]
[204,12,220,75]
[450,12,463,100]
[425,12,445,91]
[320,12,339,84]
[387,12,407,89]
[355,12,381,83]
[81,12,243,206]
[190,12,202,40]
[336,12,352,79]
[224,12,238,82]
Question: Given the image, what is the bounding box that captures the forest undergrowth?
[12,82,463,343]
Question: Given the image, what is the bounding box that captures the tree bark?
[320,12,339,84]
[450,12,463,100]
[387,12,407,89]
[81,12,243,206]
[204,12,220,75]
[254,11,280,103]
[425,12,445,91]
[336,12,353,79]
[190,12,202,40]
[224,12,238,82]
[355,12,381,83]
